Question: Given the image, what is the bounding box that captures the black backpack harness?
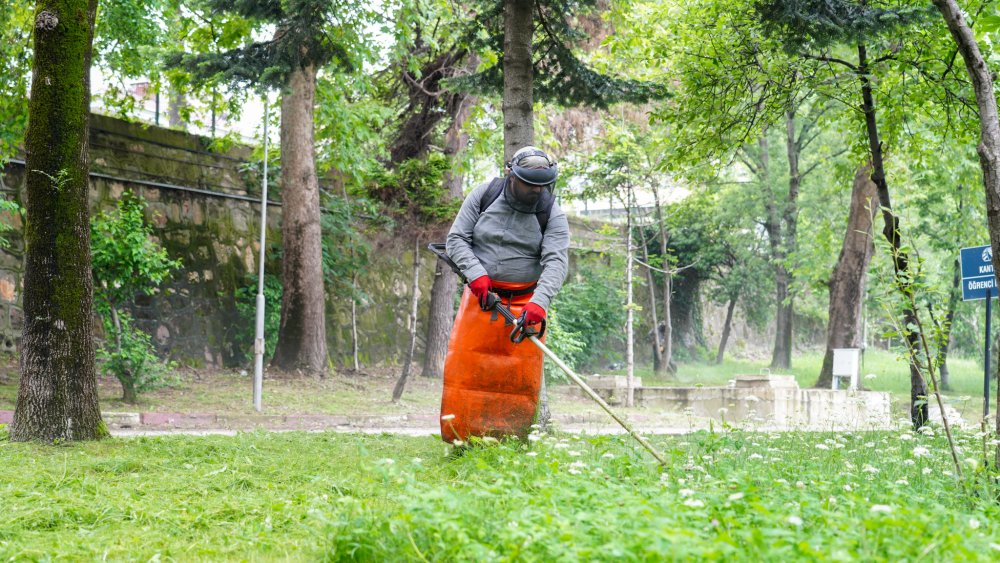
[479,176,555,234]
[475,176,555,298]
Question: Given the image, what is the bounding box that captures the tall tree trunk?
[271,64,328,375]
[857,44,927,427]
[168,89,185,128]
[935,258,960,391]
[503,0,550,425]
[776,110,801,369]
[503,0,534,161]
[760,132,792,370]
[716,294,738,364]
[422,90,476,378]
[638,223,664,374]
[12,0,106,442]
[625,186,636,407]
[815,163,879,388]
[933,0,1000,448]
[651,183,673,374]
[393,238,422,401]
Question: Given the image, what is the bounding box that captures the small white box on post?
[832,348,861,390]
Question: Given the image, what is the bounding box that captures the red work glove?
[522,302,546,325]
[469,275,492,307]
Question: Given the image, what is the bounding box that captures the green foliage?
[91,195,182,308]
[0,198,22,250]
[321,195,374,295]
[2,431,1000,559]
[91,194,182,401]
[550,263,626,370]
[455,0,668,107]
[368,153,460,222]
[234,273,283,360]
[755,0,932,53]
[97,311,177,396]
[0,1,31,163]
[542,307,587,382]
[167,0,379,90]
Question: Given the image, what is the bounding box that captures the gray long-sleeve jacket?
[446,177,570,311]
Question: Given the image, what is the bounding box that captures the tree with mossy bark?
[11,0,106,442]
[168,0,374,376]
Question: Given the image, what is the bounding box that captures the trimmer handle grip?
[510,316,546,343]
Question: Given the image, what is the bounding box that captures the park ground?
[3,350,1000,560]
[0,348,991,429]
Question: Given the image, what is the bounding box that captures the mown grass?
[2,426,1000,560]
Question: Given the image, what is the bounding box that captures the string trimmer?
[428,243,668,466]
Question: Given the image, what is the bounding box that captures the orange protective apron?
[440,280,544,443]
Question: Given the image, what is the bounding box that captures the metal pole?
[986,288,992,419]
[253,100,269,412]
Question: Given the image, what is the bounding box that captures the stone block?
[103,411,141,428]
[10,307,22,330]
[0,274,16,303]
[733,374,799,389]
[585,375,642,389]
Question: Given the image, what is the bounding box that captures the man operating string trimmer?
[440,146,569,443]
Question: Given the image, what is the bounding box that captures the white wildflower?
[970,518,982,530]
[786,516,803,526]
[815,444,829,450]
[728,492,744,501]
[380,458,395,465]
[527,433,542,442]
[844,484,853,492]
[452,439,465,447]
[912,446,931,458]
[922,467,932,475]
[862,465,880,474]
[567,450,582,457]
[903,459,915,466]
[411,458,423,464]
[864,373,877,380]
[679,488,696,497]
[870,504,893,514]
[683,498,705,508]
[526,452,538,457]
[568,468,581,475]
[796,481,806,489]
[749,453,764,460]
[895,479,909,486]
[554,443,569,449]
[602,452,615,459]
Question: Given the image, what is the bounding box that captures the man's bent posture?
[441,146,570,443]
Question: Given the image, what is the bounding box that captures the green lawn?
[2,427,999,560]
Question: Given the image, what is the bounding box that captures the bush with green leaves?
[91,194,181,403]
[549,263,626,371]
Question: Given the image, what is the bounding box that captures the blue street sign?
[960,244,998,301]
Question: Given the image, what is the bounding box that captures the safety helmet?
[507,146,558,186]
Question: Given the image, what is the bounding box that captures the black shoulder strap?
[479,177,506,216]
[478,177,555,235]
